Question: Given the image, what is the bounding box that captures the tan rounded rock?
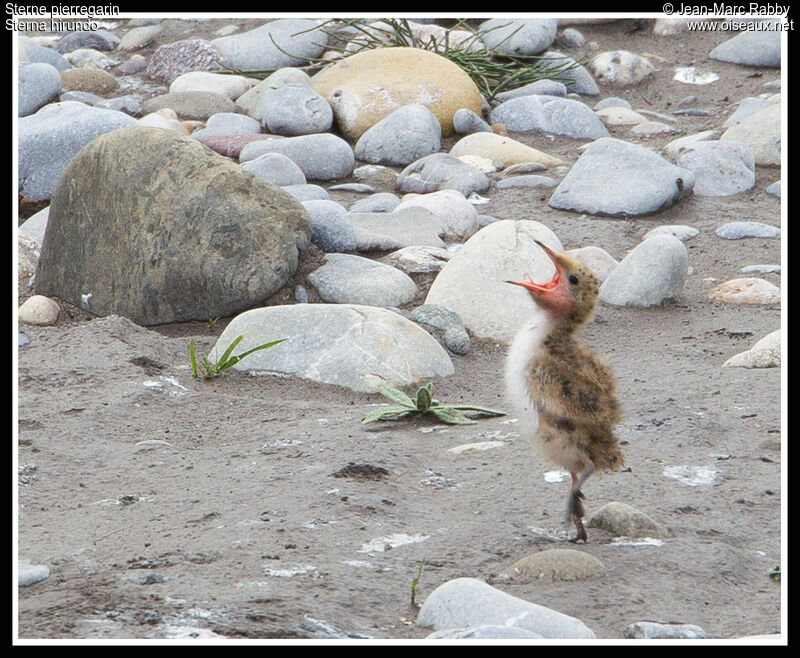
[311,47,482,141]
[709,278,780,304]
[19,295,60,326]
[721,102,781,167]
[60,67,119,96]
[449,132,565,168]
[507,549,605,582]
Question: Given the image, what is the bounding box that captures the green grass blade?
[445,404,507,417]
[216,335,244,368]
[362,406,416,424]
[189,340,199,378]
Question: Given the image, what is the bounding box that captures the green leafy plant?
[768,565,781,582]
[362,382,505,425]
[189,335,285,380]
[219,18,583,103]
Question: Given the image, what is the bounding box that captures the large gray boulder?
[35,126,311,325]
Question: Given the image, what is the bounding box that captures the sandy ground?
[16,17,784,642]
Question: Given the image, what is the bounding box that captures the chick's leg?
[566,457,595,543]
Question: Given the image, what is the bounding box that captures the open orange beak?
[505,241,564,295]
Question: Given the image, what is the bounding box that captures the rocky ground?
[16,17,783,642]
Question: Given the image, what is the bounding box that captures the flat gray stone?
[239,133,354,181]
[191,112,262,140]
[724,97,776,128]
[496,174,558,189]
[417,577,595,638]
[214,304,453,393]
[19,62,63,117]
[19,560,50,587]
[715,221,780,239]
[349,192,401,213]
[18,101,137,201]
[599,235,688,307]
[308,254,417,307]
[409,304,470,355]
[281,183,329,202]
[355,104,442,166]
[766,180,781,198]
[211,19,328,71]
[490,95,608,140]
[549,138,694,216]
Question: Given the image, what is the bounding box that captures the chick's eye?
[568,274,579,285]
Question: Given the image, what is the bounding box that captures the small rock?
[60,67,119,96]
[479,18,558,55]
[235,67,312,118]
[594,96,632,110]
[18,295,60,326]
[354,104,442,166]
[588,501,670,538]
[644,224,699,241]
[715,221,780,239]
[427,626,543,639]
[258,85,334,136]
[506,549,605,582]
[302,200,357,253]
[538,50,600,95]
[396,153,490,197]
[211,19,328,71]
[559,27,586,48]
[382,245,452,274]
[242,152,307,187]
[452,108,492,135]
[141,91,235,121]
[631,120,675,135]
[169,71,252,100]
[56,30,117,54]
[450,132,564,168]
[589,50,655,86]
[309,254,417,307]
[599,235,688,307]
[146,39,224,85]
[239,133,354,181]
[722,330,780,368]
[18,560,50,587]
[765,180,781,198]
[117,24,165,51]
[329,183,373,194]
[349,193,400,214]
[394,189,479,241]
[724,97,776,128]
[740,264,780,275]
[490,95,609,140]
[409,304,470,355]
[595,106,649,126]
[282,184,329,202]
[708,278,780,304]
[190,112,261,140]
[624,621,708,640]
